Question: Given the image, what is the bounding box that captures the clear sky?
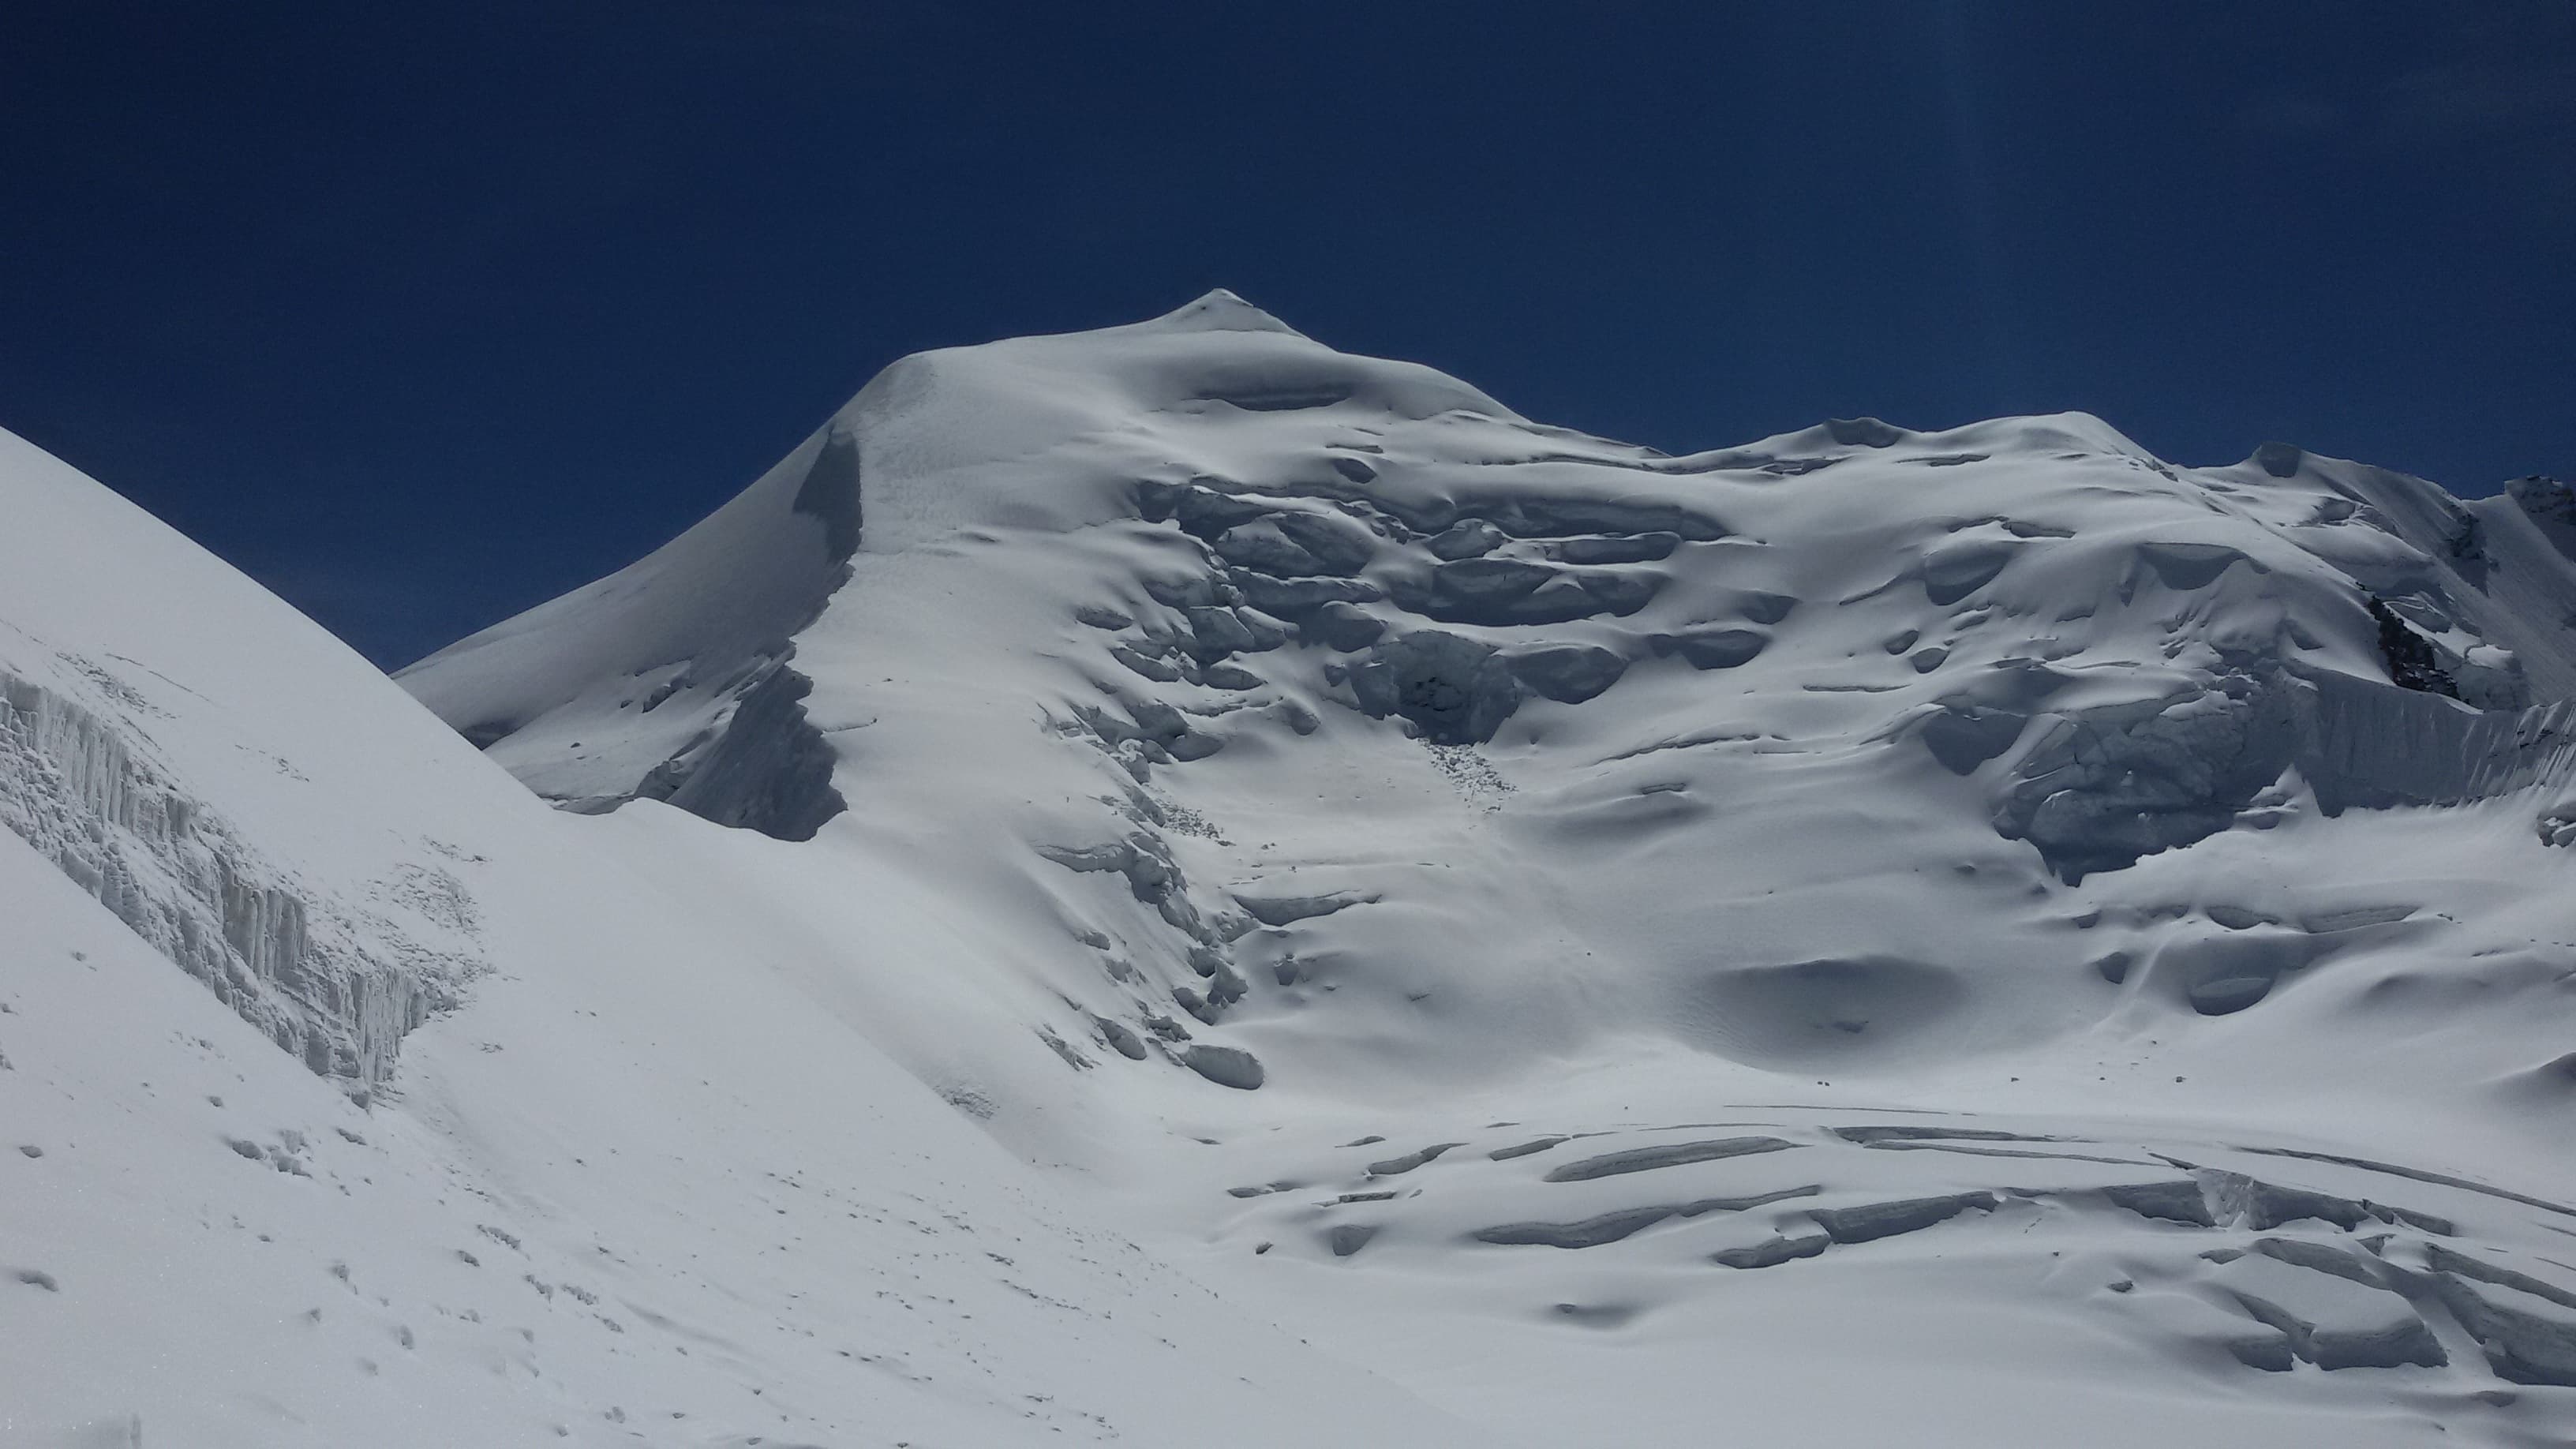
[5,2,2571,668]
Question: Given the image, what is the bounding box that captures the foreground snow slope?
[0,427,1510,1447]
[400,294,2576,1445]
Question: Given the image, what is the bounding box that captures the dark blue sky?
[5,2,2571,668]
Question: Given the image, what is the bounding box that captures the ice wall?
[0,668,473,1081]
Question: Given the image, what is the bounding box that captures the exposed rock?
[2368,595,2458,698]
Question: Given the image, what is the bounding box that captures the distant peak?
[1137,288,1305,338]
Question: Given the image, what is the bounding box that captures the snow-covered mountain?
[8,293,2576,1447]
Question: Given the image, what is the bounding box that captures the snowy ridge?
[395,416,859,829]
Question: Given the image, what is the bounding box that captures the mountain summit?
[8,300,2576,1445]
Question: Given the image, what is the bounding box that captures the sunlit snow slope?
[0,424,1514,1447]
[8,293,2576,1447]
[400,294,2576,1447]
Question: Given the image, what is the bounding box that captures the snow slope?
[398,294,2576,1445]
[0,425,1515,1447]
[9,293,2576,1446]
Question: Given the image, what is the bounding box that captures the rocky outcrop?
[2367,595,2458,697]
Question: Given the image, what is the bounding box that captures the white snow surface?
[9,292,2576,1446]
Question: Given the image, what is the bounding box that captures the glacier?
[5,292,2575,1447]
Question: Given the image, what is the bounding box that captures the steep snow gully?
[7,294,2576,1447]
